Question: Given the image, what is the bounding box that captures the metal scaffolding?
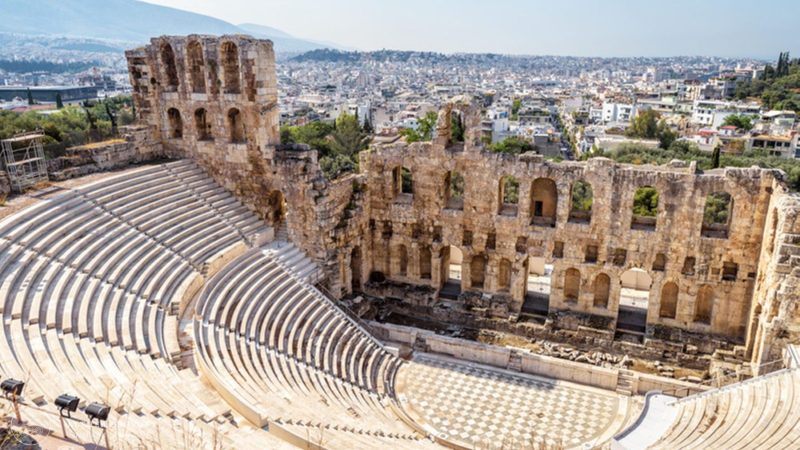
[1,131,49,192]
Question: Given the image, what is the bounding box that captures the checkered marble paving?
[398,355,623,449]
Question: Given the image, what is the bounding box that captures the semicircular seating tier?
[615,368,800,450]
[192,245,435,448]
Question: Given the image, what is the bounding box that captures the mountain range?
[0,0,339,53]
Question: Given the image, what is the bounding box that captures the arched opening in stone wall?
[659,281,679,319]
[187,40,206,94]
[593,273,611,308]
[419,246,432,280]
[563,268,581,302]
[194,108,212,141]
[267,190,286,229]
[701,192,733,238]
[160,43,179,90]
[351,247,362,292]
[227,108,246,143]
[617,268,653,335]
[498,175,520,216]
[439,246,463,299]
[470,253,487,289]
[523,256,552,318]
[394,244,408,277]
[694,285,714,324]
[569,180,593,223]
[652,253,667,272]
[632,186,659,230]
[450,109,465,146]
[167,108,182,139]
[444,171,465,210]
[221,41,241,94]
[531,178,557,227]
[498,258,512,292]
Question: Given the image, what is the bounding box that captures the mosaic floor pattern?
[397,354,629,449]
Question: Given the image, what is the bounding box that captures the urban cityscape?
[0,0,798,449]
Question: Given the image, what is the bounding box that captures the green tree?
[399,111,437,143]
[511,98,522,120]
[489,136,537,155]
[26,88,34,106]
[626,109,675,149]
[500,175,519,204]
[703,192,732,225]
[450,111,464,143]
[571,180,593,212]
[330,112,370,158]
[633,187,659,217]
[722,114,753,131]
[55,93,64,109]
[711,145,721,169]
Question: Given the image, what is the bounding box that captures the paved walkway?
[397,354,629,449]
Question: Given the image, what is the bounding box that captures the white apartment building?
[601,102,637,124]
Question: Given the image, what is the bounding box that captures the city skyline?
[142,0,800,58]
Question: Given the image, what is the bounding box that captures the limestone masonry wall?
[126,36,799,371]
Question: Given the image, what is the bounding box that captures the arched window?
[187,40,206,94]
[194,108,212,141]
[632,186,659,230]
[227,108,245,143]
[531,178,558,227]
[167,108,182,139]
[652,253,667,272]
[450,109,465,144]
[160,43,179,90]
[593,273,610,308]
[444,171,464,210]
[221,41,241,94]
[470,253,487,289]
[564,268,581,302]
[419,246,432,280]
[660,282,679,319]
[694,286,714,324]
[498,175,520,216]
[569,180,593,223]
[498,258,512,292]
[702,192,733,238]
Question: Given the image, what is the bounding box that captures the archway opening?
[522,256,551,319]
[187,40,206,94]
[194,108,212,141]
[498,175,520,216]
[701,192,733,238]
[593,273,611,308]
[160,43,179,90]
[419,246,432,280]
[228,108,246,143]
[439,246,463,299]
[470,253,487,289]
[167,108,182,139]
[444,171,464,210]
[221,41,241,94]
[351,247,362,292]
[531,178,557,227]
[659,281,679,319]
[267,190,286,230]
[616,268,653,336]
[497,258,512,292]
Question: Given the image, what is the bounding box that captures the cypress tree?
[55,93,64,109]
[712,145,721,169]
[26,88,34,105]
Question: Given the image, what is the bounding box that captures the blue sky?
[143,0,799,58]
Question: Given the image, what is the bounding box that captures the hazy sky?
[141,0,799,58]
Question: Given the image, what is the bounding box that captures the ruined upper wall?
[360,99,785,341]
[126,35,280,215]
